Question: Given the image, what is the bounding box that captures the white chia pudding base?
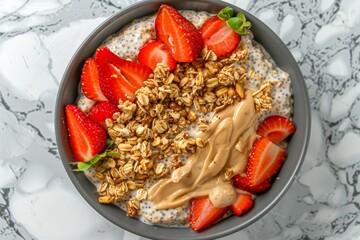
[78,10,293,228]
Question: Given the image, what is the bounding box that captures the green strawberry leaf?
[243,21,251,28]
[218,7,234,20]
[227,17,242,30]
[106,138,114,148]
[71,139,120,172]
[218,7,251,36]
[234,28,247,35]
[237,12,246,22]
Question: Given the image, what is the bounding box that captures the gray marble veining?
[1,0,360,239]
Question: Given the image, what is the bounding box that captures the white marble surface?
[1,0,360,239]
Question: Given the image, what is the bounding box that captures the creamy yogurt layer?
[79,10,293,228]
[102,11,211,61]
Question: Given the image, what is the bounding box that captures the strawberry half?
[247,137,286,186]
[88,101,120,129]
[229,193,253,216]
[95,48,140,104]
[256,115,296,144]
[96,47,152,88]
[65,104,107,162]
[200,16,240,57]
[138,39,176,71]
[232,175,271,194]
[81,58,108,101]
[189,197,228,231]
[155,4,204,62]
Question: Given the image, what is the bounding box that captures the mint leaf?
[75,162,93,172]
[71,138,120,172]
[106,152,121,157]
[106,138,114,148]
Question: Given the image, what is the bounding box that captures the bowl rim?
[55,0,311,239]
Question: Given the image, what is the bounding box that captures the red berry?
[138,39,176,71]
[81,58,107,101]
[232,174,271,194]
[65,104,107,162]
[247,137,286,186]
[200,16,241,56]
[256,115,296,143]
[189,197,228,231]
[88,101,120,129]
[155,4,204,62]
[229,193,253,216]
[95,47,144,104]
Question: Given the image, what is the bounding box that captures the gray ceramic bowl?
[55,0,311,239]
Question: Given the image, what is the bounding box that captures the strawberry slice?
[232,175,271,194]
[65,104,107,162]
[96,48,139,104]
[138,39,176,71]
[88,101,120,129]
[200,16,241,57]
[229,193,253,216]
[247,137,286,186]
[155,4,204,62]
[189,197,228,231]
[256,115,296,144]
[96,47,152,89]
[96,59,137,104]
[81,58,108,101]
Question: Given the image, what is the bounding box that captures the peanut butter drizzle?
[148,92,258,209]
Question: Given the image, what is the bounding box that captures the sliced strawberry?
[229,193,253,216]
[88,101,120,129]
[232,175,271,194]
[65,104,107,162]
[96,48,140,104]
[96,60,137,104]
[81,58,108,101]
[96,47,152,88]
[247,137,286,186]
[189,197,228,231]
[155,4,204,62]
[138,39,176,71]
[256,115,296,144]
[200,16,241,57]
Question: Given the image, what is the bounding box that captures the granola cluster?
[91,46,274,217]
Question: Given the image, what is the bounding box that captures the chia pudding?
[76,9,293,228]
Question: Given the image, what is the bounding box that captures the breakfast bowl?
[54,0,311,239]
